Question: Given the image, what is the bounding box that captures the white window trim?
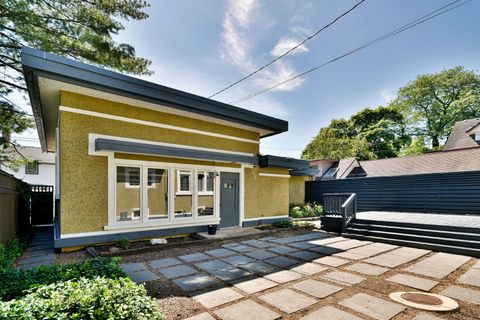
[197,170,214,195]
[107,158,243,230]
[176,170,192,195]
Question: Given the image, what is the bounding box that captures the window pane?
[147,168,168,220]
[26,161,38,175]
[175,170,192,217]
[198,172,205,192]
[116,166,141,222]
[198,172,214,217]
[206,173,214,192]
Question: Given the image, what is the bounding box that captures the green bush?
[289,203,322,218]
[0,257,125,301]
[0,277,163,320]
[274,220,294,228]
[0,239,25,272]
[116,237,130,250]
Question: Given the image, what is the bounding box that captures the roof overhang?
[21,47,288,152]
[95,138,258,164]
[258,155,310,170]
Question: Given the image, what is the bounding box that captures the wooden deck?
[356,211,480,229]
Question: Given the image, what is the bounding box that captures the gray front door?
[220,172,239,228]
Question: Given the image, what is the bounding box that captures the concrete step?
[349,223,480,242]
[353,218,480,234]
[342,233,480,258]
[346,227,480,249]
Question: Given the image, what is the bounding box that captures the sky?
[13,0,480,157]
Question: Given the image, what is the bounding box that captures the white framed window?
[197,171,214,195]
[124,167,140,188]
[176,170,192,195]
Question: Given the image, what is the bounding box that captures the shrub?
[274,220,294,228]
[0,257,125,301]
[0,239,24,272]
[289,203,322,218]
[0,277,163,320]
[116,237,130,250]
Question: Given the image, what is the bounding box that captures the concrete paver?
[121,262,146,273]
[227,245,256,253]
[268,246,297,254]
[345,263,389,276]
[194,287,243,308]
[185,313,215,320]
[365,247,429,268]
[287,250,322,261]
[179,253,210,263]
[195,260,231,272]
[234,277,278,294]
[222,255,254,266]
[264,270,302,284]
[260,288,317,314]
[129,270,158,283]
[238,261,277,275]
[207,267,251,282]
[457,268,480,287]
[322,271,365,286]
[264,256,299,268]
[173,274,219,292]
[292,262,327,275]
[245,250,278,260]
[413,314,444,320]
[441,285,480,305]
[386,274,438,291]
[301,306,363,320]
[215,300,281,320]
[150,257,182,268]
[404,253,470,279]
[205,248,236,258]
[314,256,350,267]
[158,264,197,279]
[339,293,405,320]
[291,279,343,298]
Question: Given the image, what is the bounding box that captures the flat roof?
[21,47,288,151]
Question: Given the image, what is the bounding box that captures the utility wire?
[0,94,34,117]
[230,0,470,105]
[208,0,367,98]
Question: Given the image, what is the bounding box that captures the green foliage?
[302,106,408,160]
[400,136,430,156]
[0,277,164,320]
[0,257,125,301]
[393,66,480,147]
[116,237,130,250]
[274,220,293,228]
[0,239,25,272]
[290,203,323,218]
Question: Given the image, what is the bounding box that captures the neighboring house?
[443,118,480,151]
[21,47,311,249]
[311,147,480,179]
[0,146,55,188]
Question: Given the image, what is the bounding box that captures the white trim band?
[60,105,259,144]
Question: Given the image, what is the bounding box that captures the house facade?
[0,146,55,189]
[21,47,310,249]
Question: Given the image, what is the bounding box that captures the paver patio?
[119,230,480,320]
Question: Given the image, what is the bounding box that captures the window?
[197,171,214,195]
[147,168,168,220]
[322,167,338,180]
[25,160,39,175]
[115,166,141,222]
[175,169,193,218]
[475,132,480,142]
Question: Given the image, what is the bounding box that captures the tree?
[393,67,480,148]
[400,136,430,157]
[301,106,408,160]
[0,0,152,164]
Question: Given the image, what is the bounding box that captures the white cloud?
[219,0,307,93]
[270,37,309,57]
[381,89,396,102]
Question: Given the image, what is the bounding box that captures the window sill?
[175,191,192,195]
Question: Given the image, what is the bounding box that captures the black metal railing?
[323,193,357,233]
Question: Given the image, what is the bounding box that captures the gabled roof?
[21,47,288,152]
[358,148,480,177]
[443,118,480,151]
[16,146,55,164]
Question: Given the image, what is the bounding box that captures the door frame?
[219,172,240,228]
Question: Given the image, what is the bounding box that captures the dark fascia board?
[258,154,310,170]
[95,138,258,164]
[290,167,319,176]
[21,47,288,139]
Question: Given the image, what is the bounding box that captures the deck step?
[342,233,480,258]
[353,218,480,234]
[346,227,480,249]
[349,223,480,241]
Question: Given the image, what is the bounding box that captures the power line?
[0,94,34,117]
[230,0,470,105]
[208,0,367,99]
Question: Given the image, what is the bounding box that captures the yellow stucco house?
[21,47,312,249]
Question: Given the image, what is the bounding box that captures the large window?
[113,163,219,226]
[147,168,168,220]
[116,166,141,222]
[175,170,193,218]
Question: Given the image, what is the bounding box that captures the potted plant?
[207,224,218,235]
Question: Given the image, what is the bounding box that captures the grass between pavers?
[0,239,164,320]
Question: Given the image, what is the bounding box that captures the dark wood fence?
[305,170,480,215]
[0,170,30,245]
